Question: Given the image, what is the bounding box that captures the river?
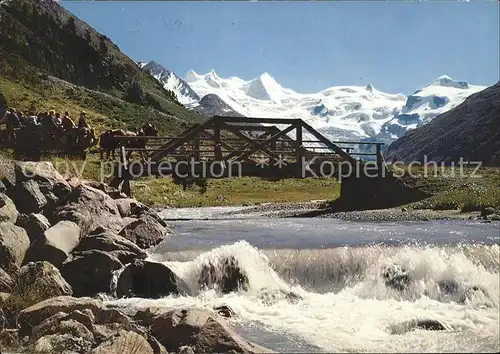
[106,206,500,353]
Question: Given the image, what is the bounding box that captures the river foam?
[107,240,500,352]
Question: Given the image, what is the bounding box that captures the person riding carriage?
[73,111,96,147]
[0,108,22,143]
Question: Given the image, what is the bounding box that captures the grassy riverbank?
[394,165,500,213]
[39,154,341,207]
[131,176,339,207]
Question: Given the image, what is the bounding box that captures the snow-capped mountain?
[140,61,200,106]
[138,59,487,147]
[185,70,486,144]
[369,75,486,145]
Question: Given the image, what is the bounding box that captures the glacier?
[184,70,486,146]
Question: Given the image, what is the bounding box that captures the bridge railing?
[109,135,384,164]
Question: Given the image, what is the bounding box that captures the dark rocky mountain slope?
[141,61,200,105]
[194,94,244,118]
[385,82,500,166]
[0,0,204,133]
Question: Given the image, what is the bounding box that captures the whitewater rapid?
[106,208,500,353]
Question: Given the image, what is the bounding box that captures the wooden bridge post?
[213,120,221,146]
[194,135,200,160]
[270,131,277,152]
[213,120,222,162]
[376,143,383,177]
[120,145,131,197]
[295,121,303,178]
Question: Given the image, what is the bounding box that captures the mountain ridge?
[384,81,500,166]
[141,60,200,106]
[140,61,243,118]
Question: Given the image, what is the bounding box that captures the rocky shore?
[0,161,272,354]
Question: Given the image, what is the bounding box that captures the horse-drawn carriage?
[98,123,159,161]
[0,122,96,161]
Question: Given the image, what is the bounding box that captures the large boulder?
[91,330,154,354]
[16,261,72,298]
[74,228,147,265]
[29,312,94,352]
[14,161,72,205]
[118,214,171,249]
[11,179,47,214]
[122,217,138,228]
[16,295,165,353]
[0,222,30,272]
[16,213,51,242]
[16,296,105,335]
[2,262,72,324]
[25,220,80,267]
[61,250,124,297]
[114,198,149,218]
[150,308,272,353]
[85,181,128,200]
[116,260,187,299]
[51,185,123,236]
[0,267,13,292]
[199,256,249,294]
[31,333,93,353]
[143,212,169,228]
[33,316,94,343]
[0,193,19,224]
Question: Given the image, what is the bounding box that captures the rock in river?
[17,296,105,335]
[150,308,272,353]
[199,256,249,294]
[116,260,187,299]
[118,214,171,249]
[382,264,411,291]
[90,330,154,354]
[61,250,124,297]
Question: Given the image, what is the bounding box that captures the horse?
[124,123,159,160]
[99,124,159,161]
[99,129,132,160]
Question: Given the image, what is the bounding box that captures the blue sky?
[61,1,499,95]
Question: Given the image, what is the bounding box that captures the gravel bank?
[208,201,487,222]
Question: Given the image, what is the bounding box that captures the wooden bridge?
[109,116,387,192]
[109,115,430,210]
